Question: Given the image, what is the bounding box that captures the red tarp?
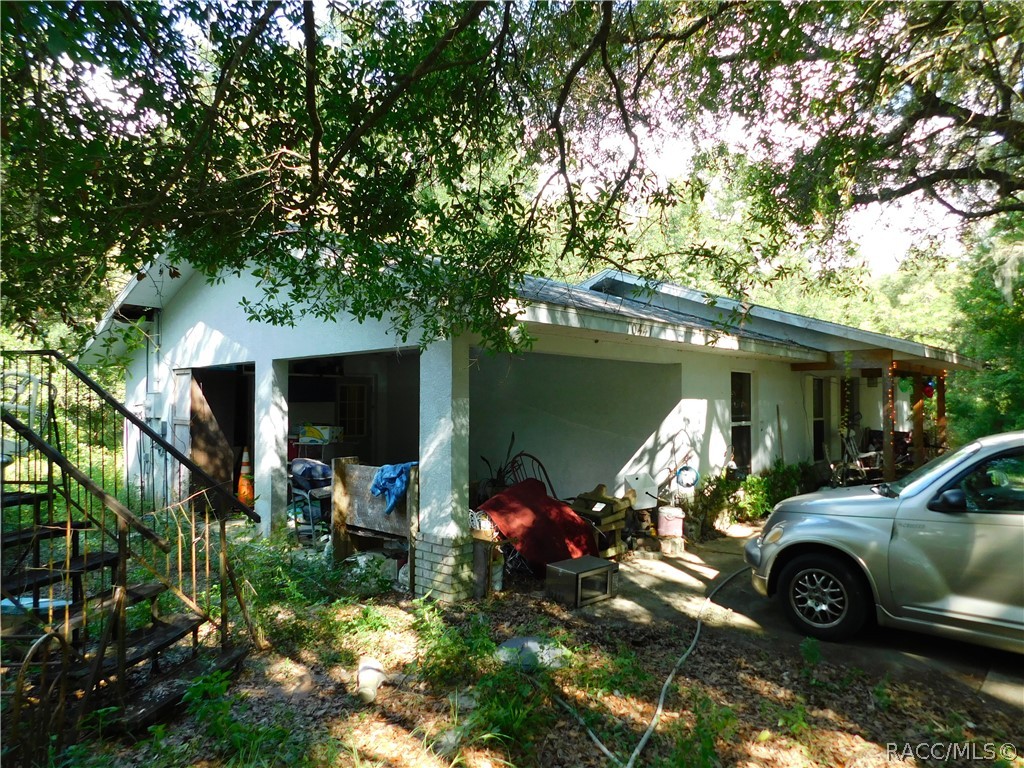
[477,478,597,569]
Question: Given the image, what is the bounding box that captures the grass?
[26,534,1023,768]
[656,690,737,768]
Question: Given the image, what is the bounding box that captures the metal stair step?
[0,490,52,510]
[5,582,168,635]
[84,613,207,675]
[1,520,93,549]
[118,646,249,732]
[1,550,120,595]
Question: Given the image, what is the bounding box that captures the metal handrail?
[1,409,171,553]
[4,350,259,523]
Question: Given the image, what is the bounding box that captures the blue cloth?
[371,462,418,515]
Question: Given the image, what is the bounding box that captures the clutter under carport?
[470,461,690,604]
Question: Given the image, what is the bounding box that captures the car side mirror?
[928,488,967,513]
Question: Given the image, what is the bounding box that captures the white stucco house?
[83,261,976,601]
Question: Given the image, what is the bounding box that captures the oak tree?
[2,1,1020,348]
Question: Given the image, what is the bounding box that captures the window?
[337,381,369,438]
[731,372,752,475]
[812,378,825,461]
[959,452,1024,513]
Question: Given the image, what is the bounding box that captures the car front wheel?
[777,554,868,641]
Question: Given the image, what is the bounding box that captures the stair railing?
[1,349,263,755]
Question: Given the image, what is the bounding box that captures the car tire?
[777,554,869,641]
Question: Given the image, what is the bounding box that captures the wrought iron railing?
[1,349,260,764]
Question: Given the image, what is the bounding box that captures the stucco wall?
[469,349,816,500]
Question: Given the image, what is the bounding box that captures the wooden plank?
[406,466,419,596]
[339,464,410,538]
[119,647,248,732]
[883,367,896,482]
[1,521,92,549]
[2,550,120,595]
[912,376,926,467]
[792,349,893,373]
[81,614,205,676]
[20,583,167,635]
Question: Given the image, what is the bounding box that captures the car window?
[957,451,1024,514]
[890,442,981,498]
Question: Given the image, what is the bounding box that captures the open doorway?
[287,351,419,467]
[188,364,255,507]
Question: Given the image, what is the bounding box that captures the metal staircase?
[1,350,261,766]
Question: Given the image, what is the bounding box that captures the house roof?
[81,260,978,373]
[568,270,978,373]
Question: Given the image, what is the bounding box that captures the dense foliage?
[947,217,1024,442]
[3,1,1021,349]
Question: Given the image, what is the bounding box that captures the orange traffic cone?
[237,447,254,507]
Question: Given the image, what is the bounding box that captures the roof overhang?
[79,259,196,365]
[579,270,980,374]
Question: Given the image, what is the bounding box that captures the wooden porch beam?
[792,349,894,373]
[936,375,947,450]
[883,365,896,482]
[892,361,949,376]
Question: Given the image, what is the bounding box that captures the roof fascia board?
[589,270,975,369]
[521,300,824,363]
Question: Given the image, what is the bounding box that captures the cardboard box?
[297,425,343,444]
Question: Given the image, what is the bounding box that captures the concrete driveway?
[580,524,1024,714]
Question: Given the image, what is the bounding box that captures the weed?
[352,603,392,634]
[775,696,811,738]
[44,740,117,768]
[466,664,555,749]
[575,643,653,698]
[798,636,823,686]
[337,553,395,596]
[78,706,120,739]
[412,601,495,688]
[658,690,737,768]
[871,675,893,711]
[182,670,308,763]
[931,710,972,742]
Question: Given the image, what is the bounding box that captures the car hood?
[773,485,898,519]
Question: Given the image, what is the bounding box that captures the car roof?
[975,431,1024,452]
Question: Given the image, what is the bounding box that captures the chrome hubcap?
[791,569,847,628]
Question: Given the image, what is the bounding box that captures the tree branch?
[303,1,323,190]
[549,1,612,255]
[600,2,639,215]
[306,1,489,212]
[851,165,1024,207]
[914,87,1024,151]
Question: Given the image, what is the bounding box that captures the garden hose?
[545,565,751,768]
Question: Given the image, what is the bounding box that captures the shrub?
[688,460,813,532]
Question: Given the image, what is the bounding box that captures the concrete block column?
[254,358,289,538]
[417,337,472,600]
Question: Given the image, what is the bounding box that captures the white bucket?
[657,506,685,538]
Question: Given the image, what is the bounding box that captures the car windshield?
[887,442,982,497]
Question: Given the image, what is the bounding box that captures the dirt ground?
[98,566,1020,768]
[89,525,1023,768]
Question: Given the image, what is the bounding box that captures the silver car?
[745,430,1024,653]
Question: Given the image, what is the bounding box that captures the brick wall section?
[414,532,474,602]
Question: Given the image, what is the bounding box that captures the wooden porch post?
[936,374,947,451]
[883,363,896,481]
[912,374,925,467]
